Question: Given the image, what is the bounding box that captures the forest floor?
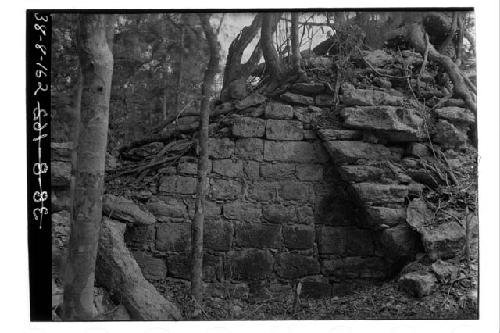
[154,257,478,321]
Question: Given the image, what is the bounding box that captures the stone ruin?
[52,49,478,303]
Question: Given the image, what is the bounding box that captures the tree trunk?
[174,25,185,114]
[191,13,220,303]
[290,12,301,73]
[222,14,262,90]
[62,14,114,320]
[261,13,283,84]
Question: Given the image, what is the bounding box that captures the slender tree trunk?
[62,14,114,320]
[191,13,220,303]
[162,53,169,121]
[174,25,185,114]
[290,12,302,73]
[261,13,283,83]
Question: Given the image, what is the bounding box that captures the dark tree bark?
[290,12,302,73]
[62,14,114,320]
[260,13,283,83]
[191,13,220,303]
[174,24,185,114]
[222,14,262,90]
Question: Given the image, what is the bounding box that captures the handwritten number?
[34,82,48,96]
[33,207,49,221]
[34,24,46,36]
[34,13,49,22]
[35,44,47,55]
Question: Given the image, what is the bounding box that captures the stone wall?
[122,100,395,297]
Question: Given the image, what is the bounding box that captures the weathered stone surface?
[380,224,421,258]
[346,228,376,256]
[132,251,167,281]
[156,223,191,252]
[399,271,436,298]
[317,128,363,141]
[210,179,242,200]
[226,249,274,280]
[300,277,332,298]
[241,104,265,117]
[280,181,313,202]
[52,211,70,271]
[126,142,164,159]
[265,102,294,119]
[103,194,155,224]
[444,98,465,107]
[204,219,233,252]
[234,223,281,248]
[297,206,315,224]
[321,256,388,279]
[166,253,223,282]
[296,164,323,181]
[260,162,295,179]
[315,94,335,106]
[262,204,297,224]
[276,253,320,279]
[96,219,182,320]
[407,142,430,157]
[264,141,327,163]
[177,158,200,175]
[159,175,197,195]
[366,206,406,227]
[338,165,385,182]
[232,116,265,138]
[248,181,278,202]
[421,221,465,260]
[51,161,71,187]
[209,138,234,159]
[341,106,424,142]
[283,225,315,250]
[187,200,220,219]
[435,106,475,125]
[266,119,304,141]
[433,120,468,148]
[352,183,408,204]
[374,77,392,89]
[290,82,325,95]
[52,190,70,212]
[243,160,260,179]
[317,226,348,255]
[294,105,323,123]
[431,260,459,283]
[146,197,186,221]
[280,91,314,105]
[124,224,155,246]
[303,130,317,140]
[235,138,264,161]
[223,201,262,222]
[341,83,405,106]
[212,159,244,177]
[406,198,431,231]
[235,93,266,110]
[323,141,400,164]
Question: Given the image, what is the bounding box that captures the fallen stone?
[421,221,465,260]
[235,93,266,110]
[96,218,182,320]
[362,49,394,67]
[399,271,436,298]
[341,83,405,106]
[435,106,475,125]
[103,194,155,224]
[432,120,468,148]
[380,224,422,258]
[290,82,326,95]
[431,260,459,283]
[341,106,424,142]
[280,92,314,105]
[265,103,294,119]
[323,141,401,165]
